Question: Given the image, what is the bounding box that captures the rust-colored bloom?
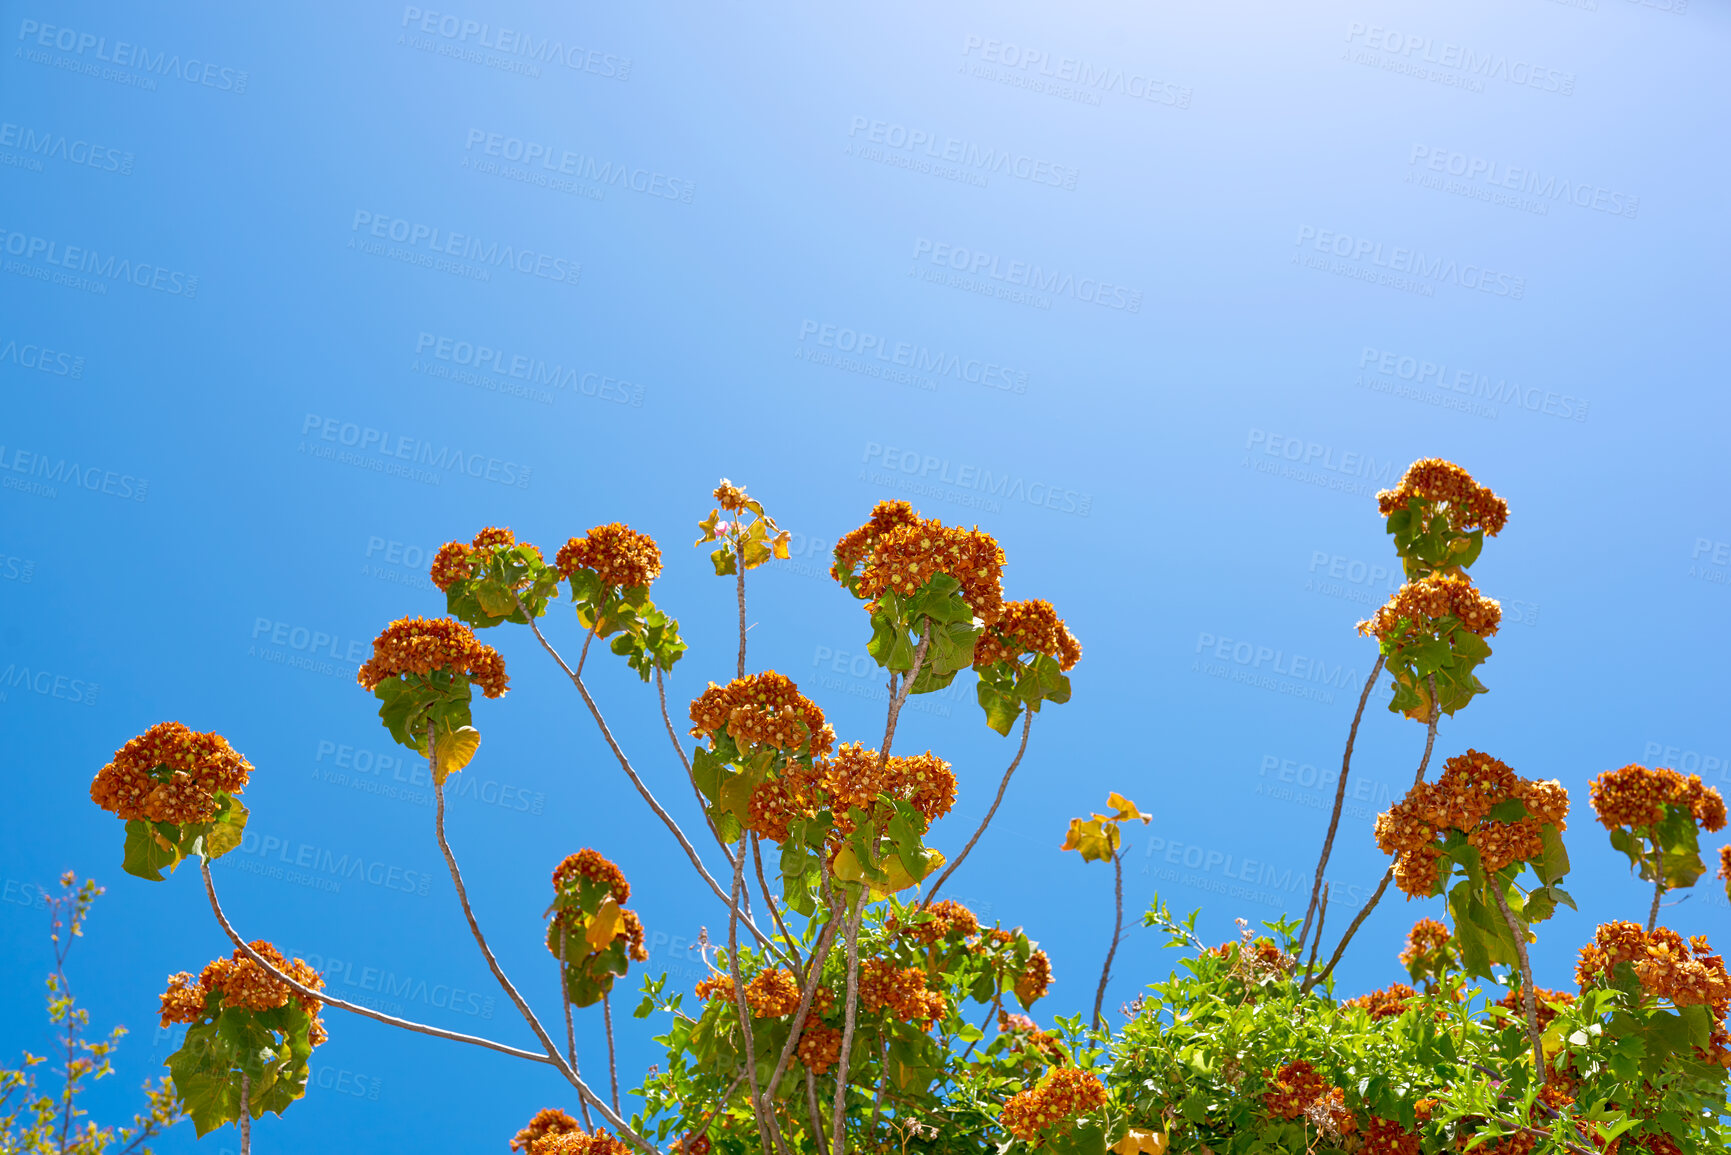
[856,519,1006,625]
[556,523,663,590]
[529,1131,631,1155]
[1362,1116,1421,1155]
[1393,843,1446,899]
[1376,458,1509,536]
[1720,845,1731,885]
[999,1067,1108,1141]
[430,526,535,592]
[973,599,1082,672]
[90,722,252,825]
[1358,572,1501,644]
[898,900,981,945]
[687,672,835,757]
[744,968,802,1018]
[1014,949,1053,1005]
[831,501,923,584]
[1577,922,1731,1018]
[551,849,631,905]
[1590,764,1726,833]
[356,617,508,698]
[713,480,750,512]
[1494,987,1575,1030]
[1344,983,1417,1019]
[812,743,957,834]
[744,774,818,843]
[161,942,324,1030]
[861,959,945,1024]
[1261,1060,1332,1120]
[1400,918,1452,968]
[547,850,645,962]
[996,1011,1065,1063]
[511,1108,584,1153]
[796,1021,842,1075]
[158,972,207,1026]
[1376,752,1564,894]
[694,974,734,1003]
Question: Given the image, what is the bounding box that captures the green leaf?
[122,819,182,881]
[976,682,1021,736]
[200,795,249,860]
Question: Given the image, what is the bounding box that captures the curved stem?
[752,834,802,970]
[875,622,931,770]
[1297,655,1384,955]
[804,1070,827,1152]
[1092,852,1125,1030]
[559,929,593,1130]
[657,666,736,870]
[1302,866,1393,993]
[1414,673,1441,788]
[1490,883,1548,1082]
[515,596,787,963]
[199,858,558,1066]
[736,536,748,679]
[762,902,844,1104]
[829,891,867,1155]
[1303,885,1329,976]
[1648,875,1665,934]
[602,992,621,1117]
[923,710,1034,905]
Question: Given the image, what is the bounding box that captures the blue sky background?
[4,0,1729,1149]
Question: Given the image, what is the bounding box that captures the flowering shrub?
[81,462,1731,1154]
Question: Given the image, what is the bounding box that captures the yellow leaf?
[694,508,722,545]
[771,530,791,560]
[1106,792,1152,824]
[432,726,481,786]
[586,898,623,952]
[1062,816,1118,863]
[1112,1131,1168,1155]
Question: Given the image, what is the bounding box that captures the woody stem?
[1489,883,1547,1083]
[1092,851,1124,1031]
[1297,655,1384,956]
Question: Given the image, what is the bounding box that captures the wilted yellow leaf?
[694,508,723,545]
[586,897,623,952]
[432,725,481,786]
[1106,792,1152,824]
[1062,816,1118,863]
[1112,1130,1168,1155]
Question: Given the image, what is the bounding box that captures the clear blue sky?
[4,0,1728,1149]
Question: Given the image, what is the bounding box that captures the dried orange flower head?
[974,599,1082,671]
[1358,572,1501,643]
[999,1066,1108,1141]
[687,671,835,756]
[1399,918,1452,967]
[1590,763,1727,833]
[357,616,508,698]
[551,849,631,905]
[813,744,957,832]
[90,721,253,825]
[1362,1116,1422,1155]
[1014,949,1053,1005]
[713,480,750,512]
[430,527,527,591]
[744,968,802,1018]
[856,518,1006,625]
[161,941,325,1029]
[1377,752,1564,889]
[1261,1060,1334,1120]
[511,1108,584,1153]
[831,500,923,583]
[860,959,946,1023]
[796,1021,843,1075]
[1577,922,1731,1016]
[1494,987,1574,1030]
[1377,458,1509,536]
[899,899,981,945]
[555,523,662,590]
[1345,983,1417,1020]
[1720,845,1731,883]
[529,1130,632,1155]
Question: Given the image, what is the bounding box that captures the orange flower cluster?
[1262,1060,1329,1119]
[999,1067,1108,1141]
[744,969,802,1018]
[89,722,252,825]
[356,617,508,698]
[1588,763,1727,833]
[813,743,957,833]
[713,481,750,512]
[551,849,630,905]
[997,1011,1065,1063]
[528,1130,632,1155]
[160,942,325,1040]
[555,523,663,590]
[1494,987,1574,1030]
[694,974,733,1004]
[797,1021,843,1075]
[511,1108,583,1153]
[687,672,835,757]
[744,776,816,843]
[1015,949,1053,1005]
[1374,751,1568,895]
[973,599,1082,672]
[897,900,981,945]
[1576,923,1731,1016]
[856,519,1006,625]
[1376,458,1509,536]
[1358,572,1502,644]
[1362,1116,1421,1155]
[1344,983,1417,1019]
[831,501,922,583]
[429,526,531,592]
[861,959,946,1023]
[1400,919,1452,968]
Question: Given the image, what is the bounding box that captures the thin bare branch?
[1414,673,1441,788]
[875,623,931,769]
[602,991,621,1116]
[657,666,736,871]
[238,1073,250,1155]
[1092,851,1125,1030]
[763,902,844,1104]
[829,891,868,1155]
[924,710,1034,905]
[1648,876,1665,934]
[1303,866,1394,993]
[725,856,780,1155]
[1303,885,1329,977]
[1490,884,1548,1082]
[559,928,593,1130]
[1297,655,1385,955]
